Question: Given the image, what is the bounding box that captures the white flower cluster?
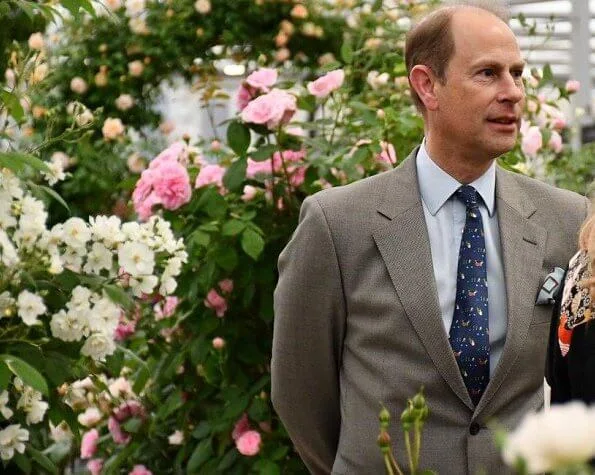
[0,169,187,360]
[0,377,49,461]
[50,286,120,361]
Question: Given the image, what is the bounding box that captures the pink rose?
[87,459,104,475]
[150,142,185,169]
[154,296,179,320]
[245,68,278,91]
[108,416,130,444]
[241,185,258,202]
[218,279,234,293]
[212,337,226,349]
[377,141,397,166]
[237,84,255,111]
[236,430,262,456]
[548,130,563,153]
[151,161,192,210]
[81,429,99,459]
[307,69,345,98]
[241,89,296,129]
[195,164,226,193]
[246,149,306,178]
[129,465,153,475]
[565,80,580,93]
[232,413,250,440]
[114,319,136,341]
[521,126,543,158]
[289,165,307,187]
[114,400,145,422]
[204,289,227,317]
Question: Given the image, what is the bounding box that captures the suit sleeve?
[272,195,346,475]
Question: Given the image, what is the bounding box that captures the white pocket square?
[535,267,565,305]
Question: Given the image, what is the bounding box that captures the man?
[272,3,590,474]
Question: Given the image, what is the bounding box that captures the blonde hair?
[579,208,595,304]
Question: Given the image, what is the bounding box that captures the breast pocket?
[530,302,555,325]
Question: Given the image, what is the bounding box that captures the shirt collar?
[416,139,496,217]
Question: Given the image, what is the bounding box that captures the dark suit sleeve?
[545,271,572,403]
[272,195,346,475]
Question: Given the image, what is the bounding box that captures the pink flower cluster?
[241,89,297,130]
[204,279,233,317]
[132,142,191,221]
[236,68,278,110]
[108,400,146,445]
[307,69,345,98]
[194,164,226,194]
[81,428,99,459]
[232,413,262,456]
[129,465,153,475]
[246,149,307,187]
[154,295,180,321]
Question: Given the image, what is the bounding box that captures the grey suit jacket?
[272,148,590,475]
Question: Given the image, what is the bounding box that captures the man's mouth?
[488,116,518,125]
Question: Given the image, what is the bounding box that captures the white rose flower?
[62,217,91,250]
[0,230,19,267]
[159,275,177,296]
[50,310,87,342]
[17,290,46,326]
[0,192,16,229]
[125,0,145,16]
[29,63,48,84]
[75,109,94,126]
[68,286,93,313]
[128,17,149,35]
[102,117,125,140]
[49,421,73,443]
[89,215,124,246]
[27,32,44,51]
[108,377,133,398]
[42,158,66,186]
[115,94,135,111]
[128,60,144,77]
[0,424,28,460]
[0,391,13,419]
[87,295,120,334]
[130,274,158,297]
[194,0,211,14]
[83,242,113,275]
[367,71,390,90]
[77,407,102,427]
[0,172,24,198]
[62,247,84,273]
[122,222,141,241]
[118,241,155,276]
[104,0,122,11]
[80,333,116,361]
[48,252,64,275]
[70,76,88,94]
[503,402,595,473]
[168,429,184,445]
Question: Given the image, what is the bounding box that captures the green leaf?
[122,417,142,433]
[227,121,251,156]
[192,421,211,439]
[541,64,554,83]
[0,90,24,122]
[157,389,184,419]
[241,228,265,260]
[0,355,49,396]
[254,459,281,475]
[217,449,239,472]
[12,452,32,473]
[0,152,50,174]
[214,246,238,272]
[26,446,58,475]
[222,219,246,236]
[0,361,11,391]
[297,95,316,113]
[31,184,70,215]
[250,144,278,162]
[189,230,211,248]
[186,438,213,473]
[103,284,134,311]
[223,157,247,193]
[340,40,353,64]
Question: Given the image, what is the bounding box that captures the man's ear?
[409,65,439,110]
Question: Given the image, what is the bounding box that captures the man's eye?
[480,69,495,77]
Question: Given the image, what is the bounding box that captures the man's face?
[432,9,525,162]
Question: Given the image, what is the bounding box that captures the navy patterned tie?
[449,185,490,406]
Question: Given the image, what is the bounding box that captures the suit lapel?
[475,168,546,416]
[372,152,474,410]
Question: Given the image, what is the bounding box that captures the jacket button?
[469,422,480,435]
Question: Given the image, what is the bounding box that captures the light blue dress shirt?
[416,142,507,377]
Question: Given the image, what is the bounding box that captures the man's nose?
[497,74,524,104]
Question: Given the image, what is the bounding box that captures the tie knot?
[455,185,480,210]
